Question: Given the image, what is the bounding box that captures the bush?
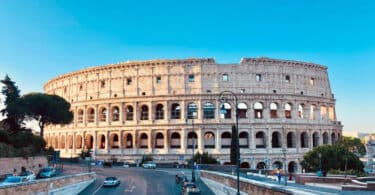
[140,154,154,165]
[0,129,9,143]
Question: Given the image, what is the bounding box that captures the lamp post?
[186,110,197,182]
[281,148,287,186]
[318,153,322,177]
[219,91,240,195]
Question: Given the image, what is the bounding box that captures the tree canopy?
[336,136,366,156]
[22,93,73,137]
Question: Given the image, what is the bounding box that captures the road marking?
[124,185,136,192]
[157,183,160,192]
[92,184,102,195]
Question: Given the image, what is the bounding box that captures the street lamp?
[219,90,240,195]
[186,110,197,182]
[281,148,287,186]
[318,153,322,177]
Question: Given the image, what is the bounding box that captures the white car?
[123,162,130,168]
[103,176,120,187]
[142,161,156,169]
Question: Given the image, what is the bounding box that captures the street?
[78,166,213,195]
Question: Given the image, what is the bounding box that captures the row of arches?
[46,130,340,150]
[75,102,336,124]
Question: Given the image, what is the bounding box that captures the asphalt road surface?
[79,167,209,195]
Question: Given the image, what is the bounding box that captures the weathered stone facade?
[43,57,342,173]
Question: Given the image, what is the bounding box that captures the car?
[38,167,56,178]
[123,162,130,168]
[0,176,26,186]
[182,182,201,195]
[142,161,156,169]
[103,176,120,187]
[19,171,36,181]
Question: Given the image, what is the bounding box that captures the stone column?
[164,130,169,153]
[250,127,255,150]
[197,127,203,153]
[148,130,152,153]
[73,132,76,155]
[106,131,110,152]
[181,128,186,154]
[215,128,220,153]
[267,127,271,151]
[95,104,99,126]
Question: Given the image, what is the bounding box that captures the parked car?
[0,176,26,186]
[103,176,120,187]
[123,162,130,168]
[19,171,36,181]
[142,161,156,169]
[38,167,56,178]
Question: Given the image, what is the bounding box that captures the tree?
[21,93,73,137]
[230,124,238,165]
[190,152,218,164]
[0,75,24,132]
[336,136,366,156]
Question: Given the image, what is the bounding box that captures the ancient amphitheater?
[44,57,342,173]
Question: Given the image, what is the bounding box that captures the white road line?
[124,185,136,192]
[92,184,103,195]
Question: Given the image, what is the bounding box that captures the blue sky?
[0,0,374,133]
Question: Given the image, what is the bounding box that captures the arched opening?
[155,133,164,148]
[329,106,335,120]
[68,135,73,149]
[321,105,327,119]
[204,132,215,148]
[223,162,232,165]
[331,133,336,144]
[301,132,308,148]
[288,161,298,173]
[60,135,65,149]
[237,103,248,119]
[170,132,181,149]
[272,132,282,148]
[85,134,93,149]
[110,134,119,148]
[98,134,105,149]
[323,132,328,144]
[240,162,250,168]
[124,133,133,148]
[187,132,198,149]
[171,103,181,119]
[270,103,278,118]
[220,103,232,119]
[221,132,231,148]
[285,103,292,119]
[187,103,198,119]
[254,102,263,119]
[287,132,296,148]
[255,131,266,148]
[298,104,304,118]
[112,106,120,121]
[99,107,107,122]
[87,107,95,123]
[140,105,149,120]
[272,161,282,169]
[126,106,134,121]
[140,133,148,148]
[313,132,319,147]
[155,104,164,120]
[76,135,83,149]
[54,136,59,149]
[256,162,266,169]
[77,109,84,123]
[239,132,249,148]
[203,102,215,119]
[310,105,316,120]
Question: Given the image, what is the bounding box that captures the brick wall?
[0,156,48,176]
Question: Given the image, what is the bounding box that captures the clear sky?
[0,0,374,133]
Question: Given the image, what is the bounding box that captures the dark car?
[103,176,120,187]
[38,167,56,178]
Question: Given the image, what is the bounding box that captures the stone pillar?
[267,127,271,151]
[73,132,76,155]
[133,130,137,154]
[93,131,97,158]
[197,128,203,153]
[250,127,255,150]
[106,131,110,152]
[181,128,186,153]
[95,104,99,126]
[215,129,220,153]
[148,130,152,153]
[164,130,169,153]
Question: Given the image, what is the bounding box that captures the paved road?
[78,166,213,195]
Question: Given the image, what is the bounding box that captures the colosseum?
[44,57,342,173]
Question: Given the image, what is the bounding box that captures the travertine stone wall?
[0,156,47,176]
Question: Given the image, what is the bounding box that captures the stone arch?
[85,134,93,149]
[203,102,215,119]
[321,105,327,119]
[204,131,215,148]
[287,132,296,148]
[140,105,149,120]
[139,133,148,148]
[171,103,181,119]
[221,132,231,148]
[124,133,133,148]
[272,161,282,169]
[60,135,65,149]
[255,131,266,148]
[237,102,248,119]
[256,162,266,169]
[87,107,95,123]
[313,132,319,147]
[288,161,298,173]
[111,106,120,121]
[272,131,282,148]
[76,135,83,149]
[284,103,292,119]
[110,133,120,148]
[187,102,198,119]
[239,131,249,148]
[155,104,164,120]
[170,132,181,148]
[301,132,309,148]
[331,132,336,144]
[219,103,231,119]
[254,102,264,119]
[323,132,328,144]
[298,104,304,118]
[270,102,278,118]
[99,107,107,122]
[77,109,84,123]
[155,132,164,148]
[125,105,134,121]
[187,132,198,149]
[240,162,250,168]
[310,104,316,120]
[67,135,73,149]
[54,136,59,149]
[98,134,106,149]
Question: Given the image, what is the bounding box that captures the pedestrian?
[277,169,281,184]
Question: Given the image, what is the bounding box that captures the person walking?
[277,169,281,184]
